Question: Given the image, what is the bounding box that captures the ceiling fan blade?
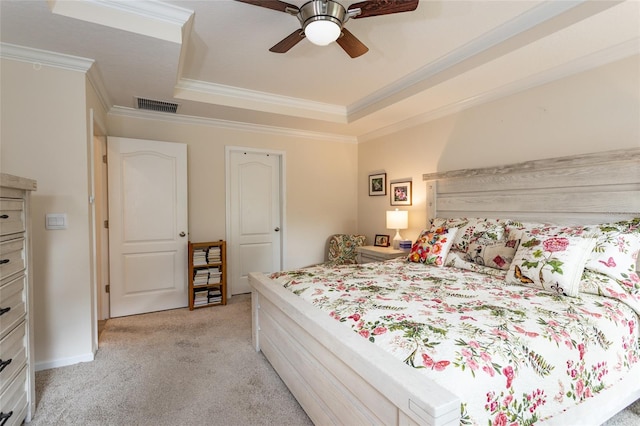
[234,0,298,13]
[336,28,369,58]
[269,29,306,53]
[348,0,419,18]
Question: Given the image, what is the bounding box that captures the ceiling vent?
[135,97,179,113]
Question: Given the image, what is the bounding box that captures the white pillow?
[464,239,520,271]
[430,218,505,253]
[506,233,596,297]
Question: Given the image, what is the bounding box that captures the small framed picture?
[369,173,387,196]
[374,234,390,247]
[390,181,412,206]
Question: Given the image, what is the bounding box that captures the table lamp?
[386,209,408,249]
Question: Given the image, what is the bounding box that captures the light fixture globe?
[299,0,346,46]
[304,19,341,46]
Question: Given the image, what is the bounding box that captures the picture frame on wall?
[368,173,387,196]
[374,234,390,247]
[390,181,412,206]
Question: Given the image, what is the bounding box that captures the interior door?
[107,137,188,317]
[228,150,282,295]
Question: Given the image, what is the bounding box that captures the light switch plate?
[46,213,67,230]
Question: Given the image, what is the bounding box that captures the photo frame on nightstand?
[374,234,390,247]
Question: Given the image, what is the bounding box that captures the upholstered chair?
[325,234,366,266]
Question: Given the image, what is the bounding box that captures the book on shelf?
[206,246,221,263]
[193,248,208,266]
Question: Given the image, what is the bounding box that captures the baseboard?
[35,352,95,371]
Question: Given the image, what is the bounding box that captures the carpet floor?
[30,294,312,425]
[29,293,639,425]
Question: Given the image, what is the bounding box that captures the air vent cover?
[136,97,179,113]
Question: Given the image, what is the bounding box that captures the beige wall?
[1,59,95,368]
[2,51,638,371]
[358,55,640,244]
[107,115,359,269]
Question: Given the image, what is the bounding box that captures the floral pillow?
[464,239,520,270]
[580,269,640,314]
[444,252,509,277]
[408,227,458,266]
[504,220,591,240]
[430,217,505,253]
[584,219,640,294]
[505,219,640,295]
[506,233,596,297]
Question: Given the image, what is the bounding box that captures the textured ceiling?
[1,0,638,140]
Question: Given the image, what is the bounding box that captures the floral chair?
[325,234,366,266]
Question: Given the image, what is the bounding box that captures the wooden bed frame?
[250,148,640,425]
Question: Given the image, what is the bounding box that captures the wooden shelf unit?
[188,240,227,310]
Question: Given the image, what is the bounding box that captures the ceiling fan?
[235,0,419,58]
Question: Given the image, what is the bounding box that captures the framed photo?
[368,173,386,196]
[390,181,412,206]
[374,234,390,247]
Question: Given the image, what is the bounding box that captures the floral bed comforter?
[270,259,640,425]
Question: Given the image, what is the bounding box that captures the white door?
[107,137,188,317]
[228,150,282,295]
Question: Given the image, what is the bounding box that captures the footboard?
[250,272,460,426]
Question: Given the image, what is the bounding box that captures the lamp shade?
[304,20,341,46]
[386,209,408,230]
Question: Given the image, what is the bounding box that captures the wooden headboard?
[423,148,640,269]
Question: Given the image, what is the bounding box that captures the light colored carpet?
[29,293,639,425]
[30,294,313,426]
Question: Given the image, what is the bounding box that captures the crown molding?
[358,38,639,143]
[86,63,112,115]
[0,42,94,72]
[347,0,598,122]
[108,106,357,144]
[174,78,348,123]
[47,0,193,44]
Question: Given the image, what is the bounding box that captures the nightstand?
[356,245,407,264]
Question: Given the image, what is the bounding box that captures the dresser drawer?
[0,200,25,237]
[0,366,27,426]
[0,239,25,281]
[0,275,26,339]
[0,322,26,395]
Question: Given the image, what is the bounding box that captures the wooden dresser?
[0,173,36,425]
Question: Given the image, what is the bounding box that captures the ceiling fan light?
[304,19,341,46]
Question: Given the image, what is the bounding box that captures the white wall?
[1,59,95,368]
[106,114,359,269]
[357,55,640,244]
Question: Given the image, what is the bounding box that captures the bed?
[249,148,640,425]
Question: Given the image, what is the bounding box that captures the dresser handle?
[0,307,10,316]
[0,359,11,374]
[0,259,9,265]
[0,215,8,219]
[0,411,13,426]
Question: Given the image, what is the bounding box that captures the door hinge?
[104,220,108,229]
[102,155,107,164]
[105,285,110,293]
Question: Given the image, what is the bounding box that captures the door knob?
[179,232,186,237]
[274,227,280,232]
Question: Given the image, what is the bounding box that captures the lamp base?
[392,230,403,249]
